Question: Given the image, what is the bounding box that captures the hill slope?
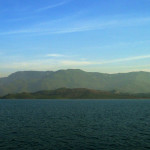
[1,88,146,99]
[0,69,150,96]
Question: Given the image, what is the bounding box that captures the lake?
[0,99,150,150]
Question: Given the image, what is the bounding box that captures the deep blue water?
[0,99,150,150]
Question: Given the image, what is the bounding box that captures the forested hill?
[1,69,150,96]
[1,88,149,99]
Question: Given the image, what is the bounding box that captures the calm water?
[0,100,150,150]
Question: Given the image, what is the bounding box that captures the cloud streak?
[1,55,150,70]
[45,54,65,57]
[61,55,150,66]
[1,16,150,36]
[1,54,150,76]
[99,55,150,65]
[36,1,70,12]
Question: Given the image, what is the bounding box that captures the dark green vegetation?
[1,69,150,96]
[1,88,150,99]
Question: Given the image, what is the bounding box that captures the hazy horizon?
[1,0,150,76]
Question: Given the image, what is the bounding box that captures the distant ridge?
[0,69,150,96]
[1,88,149,99]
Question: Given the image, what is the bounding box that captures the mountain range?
[0,69,150,96]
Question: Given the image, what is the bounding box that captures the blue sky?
[1,0,150,76]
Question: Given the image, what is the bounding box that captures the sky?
[1,0,150,77]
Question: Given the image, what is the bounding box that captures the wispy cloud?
[1,16,150,36]
[36,1,70,12]
[0,20,118,36]
[1,54,150,76]
[61,55,150,66]
[62,60,93,66]
[1,54,150,69]
[0,59,59,69]
[45,54,65,57]
[100,55,150,64]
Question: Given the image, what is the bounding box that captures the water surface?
[0,99,150,150]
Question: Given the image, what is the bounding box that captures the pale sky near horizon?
[1,0,150,77]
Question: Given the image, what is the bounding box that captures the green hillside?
[0,69,150,96]
[1,88,146,99]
